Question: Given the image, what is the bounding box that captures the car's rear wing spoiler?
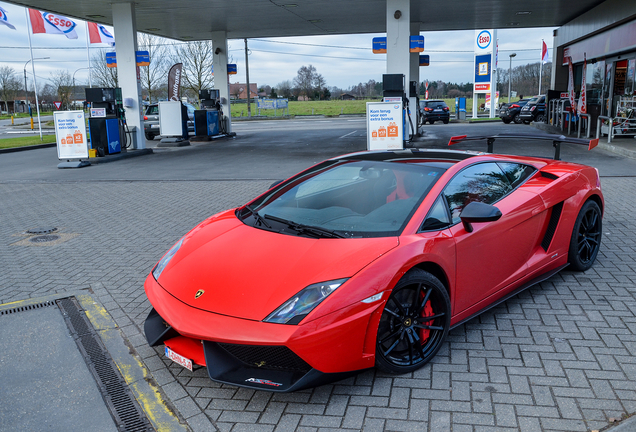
[448,133,599,160]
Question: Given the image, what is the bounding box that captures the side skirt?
[450,263,568,330]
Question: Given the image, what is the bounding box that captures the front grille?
[218,343,312,373]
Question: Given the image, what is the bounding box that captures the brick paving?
[1,173,635,431]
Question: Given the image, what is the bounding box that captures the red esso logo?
[47,14,73,27]
[477,31,491,49]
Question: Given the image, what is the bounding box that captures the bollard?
[312,108,315,115]
[341,107,343,115]
[11,115,14,125]
[30,117,34,130]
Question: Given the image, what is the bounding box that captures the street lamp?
[508,53,517,103]
[72,67,90,108]
[23,57,50,113]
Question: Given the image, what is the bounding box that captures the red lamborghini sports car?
[144,136,603,391]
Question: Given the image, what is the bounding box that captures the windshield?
[527,97,539,105]
[239,160,446,238]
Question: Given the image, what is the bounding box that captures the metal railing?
[578,114,591,138]
[596,115,613,143]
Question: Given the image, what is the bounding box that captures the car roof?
[332,148,480,163]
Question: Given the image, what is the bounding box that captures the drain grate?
[26,227,58,234]
[57,297,154,432]
[29,235,61,243]
[0,301,55,316]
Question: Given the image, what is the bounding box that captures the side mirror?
[459,201,502,233]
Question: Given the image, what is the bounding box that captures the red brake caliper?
[419,300,434,342]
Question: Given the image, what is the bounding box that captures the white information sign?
[366,102,403,151]
[54,110,89,160]
[159,101,184,136]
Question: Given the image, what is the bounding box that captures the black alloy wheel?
[535,113,546,123]
[145,132,156,140]
[568,200,602,271]
[375,269,450,374]
[513,114,523,124]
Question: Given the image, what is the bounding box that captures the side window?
[443,163,511,223]
[420,196,451,231]
[497,163,536,189]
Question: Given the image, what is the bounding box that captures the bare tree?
[172,40,214,97]
[0,66,21,112]
[137,32,170,103]
[314,73,326,100]
[49,69,74,109]
[90,51,118,88]
[294,65,317,99]
[276,80,293,99]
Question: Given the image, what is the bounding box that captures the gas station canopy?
[6,0,605,40]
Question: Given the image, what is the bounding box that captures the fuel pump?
[382,74,415,145]
[193,89,222,140]
[86,88,124,156]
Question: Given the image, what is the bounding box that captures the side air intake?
[541,202,564,251]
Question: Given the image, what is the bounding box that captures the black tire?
[513,114,522,124]
[375,269,450,374]
[568,200,602,271]
[443,119,449,124]
[535,114,546,123]
[523,120,530,125]
[502,119,511,124]
[145,132,156,141]
[429,120,435,125]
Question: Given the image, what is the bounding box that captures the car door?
[441,162,543,315]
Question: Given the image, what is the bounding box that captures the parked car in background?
[419,100,450,125]
[518,95,546,124]
[499,99,530,124]
[144,102,196,140]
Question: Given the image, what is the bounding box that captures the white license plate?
[165,346,193,371]
[151,124,159,128]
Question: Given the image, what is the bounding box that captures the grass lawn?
[0,111,54,120]
[0,135,56,150]
[230,98,477,118]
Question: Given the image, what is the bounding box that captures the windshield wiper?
[263,214,346,239]
[244,205,272,229]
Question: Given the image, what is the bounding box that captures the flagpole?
[539,39,543,95]
[25,9,43,140]
[85,22,92,87]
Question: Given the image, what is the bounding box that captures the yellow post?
[11,115,14,125]
[31,117,34,130]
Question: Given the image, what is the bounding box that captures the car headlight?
[264,278,348,324]
[152,238,184,281]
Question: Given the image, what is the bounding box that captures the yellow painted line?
[77,295,189,432]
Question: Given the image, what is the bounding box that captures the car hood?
[157,214,399,321]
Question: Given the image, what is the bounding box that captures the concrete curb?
[88,148,153,164]
[604,415,636,431]
[0,142,56,153]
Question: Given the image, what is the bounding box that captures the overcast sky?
[1,1,555,91]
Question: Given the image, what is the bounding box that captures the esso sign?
[45,13,74,28]
[476,31,491,50]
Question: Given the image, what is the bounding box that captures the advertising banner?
[474,30,494,95]
[366,102,403,151]
[54,110,88,159]
[168,63,183,101]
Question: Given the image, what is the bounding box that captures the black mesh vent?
[540,171,559,180]
[0,301,54,315]
[218,343,312,373]
[541,202,564,251]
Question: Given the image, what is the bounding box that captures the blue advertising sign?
[474,54,491,83]
[409,35,424,52]
[419,55,430,66]
[105,52,116,68]
[257,98,289,109]
[372,37,387,54]
[136,51,150,66]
